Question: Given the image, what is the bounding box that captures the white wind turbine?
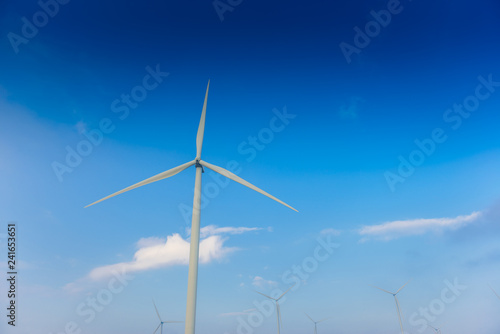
[371,280,411,334]
[304,313,331,334]
[85,81,298,334]
[254,285,295,334]
[152,300,183,334]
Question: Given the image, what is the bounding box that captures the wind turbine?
[304,313,331,334]
[427,324,443,334]
[152,300,183,334]
[85,81,298,334]
[254,284,295,334]
[371,280,411,334]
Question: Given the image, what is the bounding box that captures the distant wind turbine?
[254,285,295,334]
[371,280,411,334]
[85,81,297,334]
[427,323,444,334]
[427,319,448,334]
[152,300,183,334]
[304,313,331,334]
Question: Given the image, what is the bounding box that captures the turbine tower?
[304,313,331,334]
[152,300,183,334]
[254,285,295,334]
[371,280,411,334]
[85,81,298,334]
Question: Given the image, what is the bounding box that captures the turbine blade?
[153,323,161,334]
[196,80,209,159]
[394,296,404,334]
[370,285,394,295]
[152,299,162,322]
[85,160,196,208]
[164,321,184,323]
[254,290,275,300]
[396,279,412,294]
[277,283,295,301]
[489,284,500,299]
[199,160,298,212]
[304,312,314,323]
[317,316,332,323]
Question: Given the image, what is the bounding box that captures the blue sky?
[1,0,500,333]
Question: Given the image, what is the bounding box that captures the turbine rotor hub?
[195,159,204,172]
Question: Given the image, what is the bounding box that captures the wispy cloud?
[65,226,261,291]
[359,211,482,241]
[252,276,278,288]
[199,225,263,238]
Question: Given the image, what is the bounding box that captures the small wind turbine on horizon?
[427,323,444,334]
[254,285,295,334]
[85,81,298,334]
[304,312,331,334]
[371,280,411,334]
[152,300,183,334]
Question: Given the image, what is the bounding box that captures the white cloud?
[359,211,482,241]
[66,226,260,290]
[252,276,278,288]
[135,236,165,248]
[87,234,234,281]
